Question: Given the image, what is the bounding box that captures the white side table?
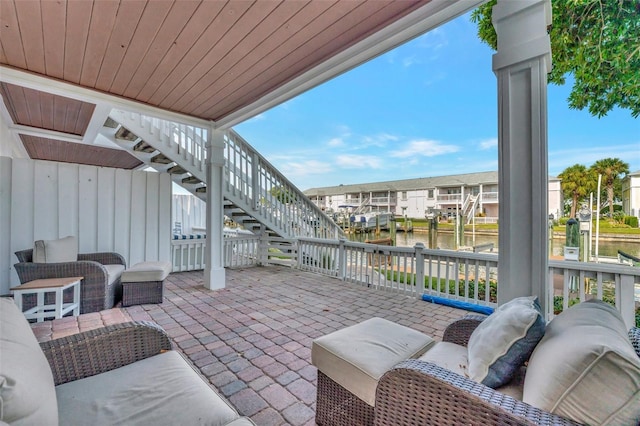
[11,276,82,322]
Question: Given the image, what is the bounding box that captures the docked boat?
[352,211,394,232]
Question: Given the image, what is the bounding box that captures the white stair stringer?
[104,110,344,240]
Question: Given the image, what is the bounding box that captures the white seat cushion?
[33,235,78,263]
[523,300,640,425]
[312,317,434,406]
[121,261,172,283]
[419,341,469,378]
[103,264,125,285]
[418,338,526,402]
[56,351,239,426]
[0,298,58,424]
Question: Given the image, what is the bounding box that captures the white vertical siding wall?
[1,157,172,294]
[172,193,206,235]
[0,157,12,293]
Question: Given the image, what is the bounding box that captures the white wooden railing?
[297,238,498,310]
[548,260,640,329]
[480,191,499,202]
[172,238,207,272]
[171,236,639,327]
[111,110,343,239]
[224,130,342,239]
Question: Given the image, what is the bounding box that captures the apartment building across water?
[304,171,563,223]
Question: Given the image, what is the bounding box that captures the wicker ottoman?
[312,317,434,426]
[121,261,172,307]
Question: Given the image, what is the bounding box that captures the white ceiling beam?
[216,0,488,129]
[82,103,114,145]
[8,123,84,144]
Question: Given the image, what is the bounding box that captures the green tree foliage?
[471,0,640,117]
[270,186,296,204]
[590,157,629,217]
[558,164,596,217]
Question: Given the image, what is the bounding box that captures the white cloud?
[359,133,399,148]
[281,160,333,177]
[327,137,344,147]
[417,28,448,51]
[336,154,383,169]
[391,139,459,158]
[402,56,416,67]
[478,138,498,150]
[246,113,266,122]
[548,143,640,175]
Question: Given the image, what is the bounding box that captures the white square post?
[493,0,552,314]
[204,127,226,290]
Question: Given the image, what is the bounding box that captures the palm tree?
[558,164,595,218]
[590,158,629,217]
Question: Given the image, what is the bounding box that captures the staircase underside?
[103,113,343,240]
[106,120,278,237]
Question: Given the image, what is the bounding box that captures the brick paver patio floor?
[32,265,468,425]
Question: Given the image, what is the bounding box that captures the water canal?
[348,229,640,259]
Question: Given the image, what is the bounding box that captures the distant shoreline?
[409,227,640,243]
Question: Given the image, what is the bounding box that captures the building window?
[401,191,407,200]
[427,189,434,199]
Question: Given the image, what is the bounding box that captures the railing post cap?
[414,242,425,249]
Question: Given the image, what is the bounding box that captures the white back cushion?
[33,236,78,263]
[0,298,58,424]
[523,300,640,425]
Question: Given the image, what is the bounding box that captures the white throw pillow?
[467,296,545,388]
[33,235,78,263]
[0,298,58,424]
[523,300,640,425]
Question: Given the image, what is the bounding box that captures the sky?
[235,12,640,192]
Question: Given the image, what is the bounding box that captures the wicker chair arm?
[40,321,172,385]
[375,359,580,426]
[14,248,33,263]
[442,314,487,346]
[14,260,108,280]
[630,327,640,358]
[78,252,126,266]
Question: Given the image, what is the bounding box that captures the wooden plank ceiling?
[0,0,429,168]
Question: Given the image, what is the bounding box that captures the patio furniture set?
[312,297,640,426]
[12,236,171,319]
[3,236,639,425]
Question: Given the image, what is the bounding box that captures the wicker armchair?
[41,321,173,385]
[375,316,640,426]
[0,295,256,425]
[14,249,126,313]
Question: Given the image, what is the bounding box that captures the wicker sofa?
[374,301,640,426]
[13,236,126,313]
[0,297,256,425]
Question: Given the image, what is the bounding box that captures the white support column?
[493,0,552,312]
[204,127,226,290]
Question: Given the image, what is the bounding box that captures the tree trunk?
[607,185,615,217]
[571,193,578,218]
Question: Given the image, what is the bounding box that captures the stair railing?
[225,130,343,239]
[118,111,343,239]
